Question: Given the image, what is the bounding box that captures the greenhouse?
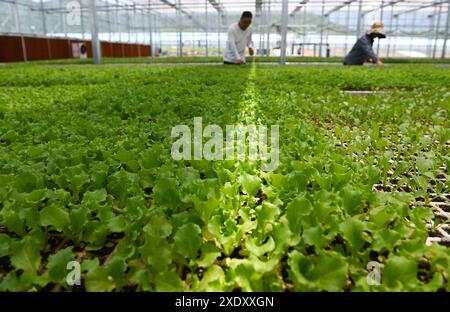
[0,0,449,62]
[0,0,449,299]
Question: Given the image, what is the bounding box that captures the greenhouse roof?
[5,0,447,15]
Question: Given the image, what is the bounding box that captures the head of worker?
[239,11,253,30]
[367,21,387,39]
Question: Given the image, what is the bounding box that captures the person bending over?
[223,11,255,65]
[344,22,386,67]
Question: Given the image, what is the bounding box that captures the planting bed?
[0,63,448,291]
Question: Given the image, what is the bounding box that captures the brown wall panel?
[85,41,93,58]
[0,35,24,62]
[122,44,131,57]
[141,45,150,57]
[48,38,71,59]
[126,44,133,57]
[122,44,127,57]
[101,42,114,57]
[100,42,109,57]
[0,35,151,62]
[111,43,123,57]
[136,44,141,57]
[131,44,138,57]
[24,37,50,61]
[67,40,77,57]
[107,42,114,57]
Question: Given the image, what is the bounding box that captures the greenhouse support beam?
[89,0,101,64]
[107,0,112,42]
[433,4,443,58]
[280,0,288,64]
[152,13,156,56]
[207,0,225,15]
[148,11,152,48]
[158,13,162,54]
[398,1,447,16]
[441,1,450,58]
[133,4,136,43]
[345,2,351,53]
[377,0,385,55]
[266,0,271,56]
[205,0,208,57]
[386,5,395,57]
[127,4,131,43]
[176,0,182,57]
[148,0,154,56]
[408,11,417,58]
[302,3,307,53]
[44,0,52,58]
[363,0,404,15]
[255,0,262,16]
[259,6,264,55]
[80,1,86,39]
[427,6,439,57]
[319,0,325,57]
[60,0,66,37]
[191,14,195,55]
[217,3,221,56]
[116,0,121,42]
[256,0,263,53]
[289,0,309,17]
[356,0,364,38]
[40,0,47,36]
[325,0,357,16]
[13,0,27,61]
[392,15,400,56]
[356,0,363,37]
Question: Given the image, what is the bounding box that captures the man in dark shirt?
[344,22,386,66]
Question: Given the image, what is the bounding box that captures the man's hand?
[376,60,384,67]
[249,48,255,56]
[238,59,245,65]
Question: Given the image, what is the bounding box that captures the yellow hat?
[367,21,386,38]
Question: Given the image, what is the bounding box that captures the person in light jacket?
[223,11,255,65]
[344,22,386,67]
